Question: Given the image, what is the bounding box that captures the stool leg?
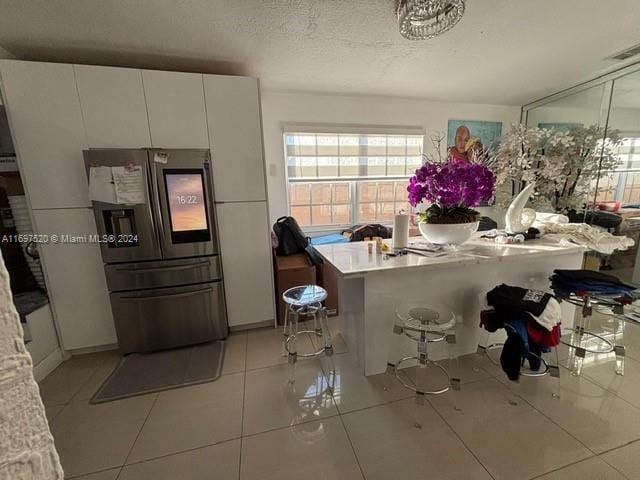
[415,331,428,396]
[313,303,322,336]
[447,330,461,391]
[569,313,586,376]
[319,306,335,377]
[288,309,299,383]
[614,309,625,376]
[319,306,333,355]
[549,345,561,399]
[413,392,426,429]
[282,306,290,357]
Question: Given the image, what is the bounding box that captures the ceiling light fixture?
[396,0,465,40]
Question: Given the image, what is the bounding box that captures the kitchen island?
[313,237,584,376]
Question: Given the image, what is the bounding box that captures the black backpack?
[273,216,309,256]
[342,224,392,242]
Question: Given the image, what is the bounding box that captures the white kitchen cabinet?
[74,65,151,148]
[25,304,58,366]
[216,201,275,327]
[33,209,117,350]
[0,60,89,209]
[142,70,209,148]
[204,75,266,202]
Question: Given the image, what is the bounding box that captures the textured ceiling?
[0,0,639,105]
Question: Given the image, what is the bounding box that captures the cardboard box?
[317,261,339,315]
[274,253,316,325]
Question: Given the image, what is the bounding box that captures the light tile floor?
[40,317,640,480]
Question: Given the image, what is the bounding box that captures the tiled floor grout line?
[237,331,249,480]
[526,456,601,480]
[47,331,640,479]
[65,465,123,480]
[595,437,640,456]
[114,393,159,480]
[490,378,603,478]
[315,350,368,480]
[113,437,243,470]
[474,353,639,480]
[68,364,106,404]
[425,394,497,480]
[335,411,367,480]
[597,453,633,480]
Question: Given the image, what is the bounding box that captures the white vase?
[505,183,536,234]
[418,221,479,246]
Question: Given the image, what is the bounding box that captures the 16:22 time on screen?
[175,195,198,205]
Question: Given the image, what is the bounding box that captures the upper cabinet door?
[74,65,151,148]
[142,70,209,148]
[203,75,266,202]
[0,60,89,209]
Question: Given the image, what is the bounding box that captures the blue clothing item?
[505,318,529,356]
[309,233,350,246]
[552,278,636,299]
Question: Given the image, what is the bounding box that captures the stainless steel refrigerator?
[84,149,228,354]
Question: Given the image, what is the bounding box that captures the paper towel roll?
[392,213,409,249]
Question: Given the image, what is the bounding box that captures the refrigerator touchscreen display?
[164,170,211,243]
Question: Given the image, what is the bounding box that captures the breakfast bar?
[313,237,585,376]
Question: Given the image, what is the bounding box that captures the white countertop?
[313,236,585,277]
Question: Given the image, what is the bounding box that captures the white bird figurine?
[505,183,536,234]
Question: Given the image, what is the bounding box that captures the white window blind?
[595,136,640,203]
[284,131,424,228]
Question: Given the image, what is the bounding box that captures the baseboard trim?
[67,343,119,356]
[32,348,64,382]
[229,319,274,332]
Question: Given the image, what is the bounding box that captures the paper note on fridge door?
[112,166,145,204]
[88,166,118,203]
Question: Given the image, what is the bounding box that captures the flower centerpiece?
[491,124,621,212]
[408,160,496,245]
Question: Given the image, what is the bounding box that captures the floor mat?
[91,340,225,403]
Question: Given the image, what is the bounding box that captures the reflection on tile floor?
[39,323,640,479]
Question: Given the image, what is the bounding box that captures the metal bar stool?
[559,293,625,376]
[282,285,333,382]
[388,305,460,419]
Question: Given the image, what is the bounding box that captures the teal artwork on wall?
[447,119,503,150]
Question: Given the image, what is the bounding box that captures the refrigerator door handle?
[145,164,160,253]
[120,287,214,301]
[149,156,165,253]
[114,260,211,273]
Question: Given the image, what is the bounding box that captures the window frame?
[283,126,425,232]
[594,134,640,203]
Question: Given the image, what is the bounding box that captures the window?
[595,136,640,203]
[285,131,424,228]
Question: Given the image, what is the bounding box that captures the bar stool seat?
[283,285,328,306]
[282,285,333,381]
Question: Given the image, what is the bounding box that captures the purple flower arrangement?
[408,161,496,224]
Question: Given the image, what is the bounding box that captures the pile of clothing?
[551,269,638,304]
[481,284,562,381]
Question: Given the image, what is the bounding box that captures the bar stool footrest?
[390,356,451,395]
[560,331,614,355]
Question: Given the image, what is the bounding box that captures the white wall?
[260,90,521,225]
